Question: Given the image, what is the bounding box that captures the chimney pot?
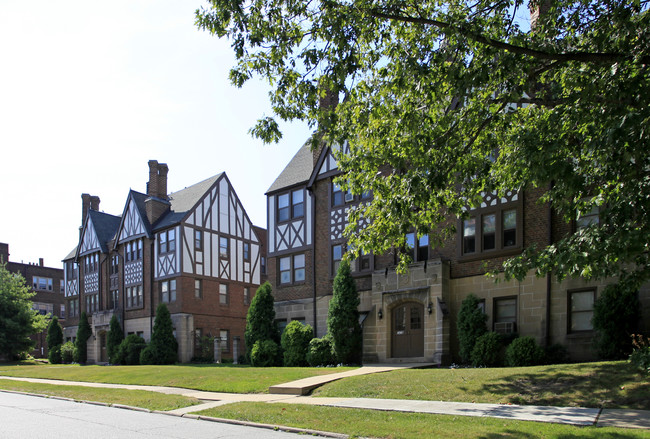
[39,258,43,267]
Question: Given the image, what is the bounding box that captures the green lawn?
[0,379,198,411]
[0,363,354,393]
[194,402,650,439]
[312,361,650,410]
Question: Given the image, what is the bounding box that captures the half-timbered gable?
[266,142,314,256]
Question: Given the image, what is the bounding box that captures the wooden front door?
[99,332,107,363]
[391,302,424,358]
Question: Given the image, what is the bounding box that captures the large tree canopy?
[196,1,650,288]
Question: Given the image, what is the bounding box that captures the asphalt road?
[0,392,312,439]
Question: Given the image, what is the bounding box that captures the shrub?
[250,339,281,367]
[281,320,314,367]
[139,346,156,365]
[327,260,362,365]
[46,316,63,351]
[629,334,650,375]
[192,335,215,363]
[592,284,640,360]
[245,282,278,362]
[74,312,92,364]
[144,303,178,364]
[107,315,124,364]
[113,334,147,365]
[307,335,336,367]
[471,332,502,367]
[543,343,569,365]
[505,336,544,367]
[60,341,76,364]
[48,345,62,364]
[457,294,487,364]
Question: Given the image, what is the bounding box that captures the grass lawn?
[0,379,199,411]
[313,361,650,410]
[194,402,650,439]
[0,362,354,394]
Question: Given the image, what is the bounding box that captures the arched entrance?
[391,302,424,358]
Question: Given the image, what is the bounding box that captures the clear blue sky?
[0,0,312,267]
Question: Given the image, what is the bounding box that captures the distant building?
[63,161,265,363]
[0,243,65,358]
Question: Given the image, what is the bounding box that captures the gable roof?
[76,210,121,258]
[153,173,223,231]
[266,141,314,194]
[114,190,153,243]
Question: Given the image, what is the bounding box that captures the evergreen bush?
[113,334,147,365]
[245,282,278,362]
[46,316,63,352]
[107,315,124,364]
[592,284,640,359]
[144,303,178,364]
[306,335,336,367]
[48,345,62,364]
[629,334,650,375]
[457,294,487,364]
[74,312,92,364]
[470,331,502,367]
[505,336,544,367]
[250,339,281,367]
[327,260,362,365]
[281,320,314,367]
[60,341,76,364]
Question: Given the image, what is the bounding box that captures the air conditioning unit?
[345,192,354,202]
[495,321,516,334]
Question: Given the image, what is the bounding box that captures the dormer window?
[277,189,305,222]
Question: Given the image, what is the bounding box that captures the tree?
[46,316,63,363]
[140,303,178,365]
[74,312,92,364]
[196,1,650,291]
[592,284,640,359]
[245,282,278,361]
[327,260,362,365]
[0,263,47,359]
[457,294,488,364]
[107,314,124,364]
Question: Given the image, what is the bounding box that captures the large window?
[243,242,250,261]
[85,294,99,314]
[332,183,344,207]
[220,329,230,353]
[161,279,177,303]
[494,297,517,334]
[126,285,143,309]
[576,202,600,230]
[33,276,53,291]
[277,189,305,222]
[159,229,176,254]
[332,244,344,275]
[219,237,229,259]
[405,233,429,262]
[279,254,306,284]
[568,289,595,332]
[194,230,203,251]
[109,289,119,309]
[461,202,520,256]
[84,253,99,272]
[110,255,119,275]
[126,240,142,262]
[69,298,79,317]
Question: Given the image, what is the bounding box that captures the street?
[0,391,313,439]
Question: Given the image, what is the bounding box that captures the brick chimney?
[145,160,171,225]
[81,193,101,226]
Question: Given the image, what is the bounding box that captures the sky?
[0,0,313,267]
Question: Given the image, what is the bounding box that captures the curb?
[0,390,347,438]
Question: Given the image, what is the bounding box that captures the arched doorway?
[391,302,424,358]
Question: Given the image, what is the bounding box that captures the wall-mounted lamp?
[427,302,433,315]
[378,308,383,320]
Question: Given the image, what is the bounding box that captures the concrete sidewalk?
[2,374,649,429]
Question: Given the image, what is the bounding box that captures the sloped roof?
[63,246,77,262]
[88,210,121,253]
[153,173,223,231]
[266,141,314,194]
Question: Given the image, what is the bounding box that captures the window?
[159,229,176,254]
[60,304,65,318]
[576,203,600,230]
[277,189,304,222]
[33,277,53,291]
[60,280,65,293]
[161,279,176,303]
[137,239,143,260]
[261,256,266,274]
[195,279,202,299]
[126,285,143,308]
[85,294,99,314]
[219,237,229,259]
[126,241,141,262]
[68,298,79,317]
[194,230,203,251]
[357,250,371,271]
[32,302,53,316]
[494,297,517,334]
[109,289,118,309]
[332,183,344,207]
[66,261,78,279]
[219,283,229,305]
[220,330,230,353]
[244,287,250,305]
[503,210,517,247]
[279,254,306,284]
[332,244,344,275]
[569,289,596,332]
[110,255,119,275]
[462,218,476,254]
[404,233,429,262]
[243,242,250,261]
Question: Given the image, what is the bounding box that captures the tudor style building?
[63,161,265,363]
[267,143,650,364]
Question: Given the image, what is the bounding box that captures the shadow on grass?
[479,432,643,439]
[480,363,650,410]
